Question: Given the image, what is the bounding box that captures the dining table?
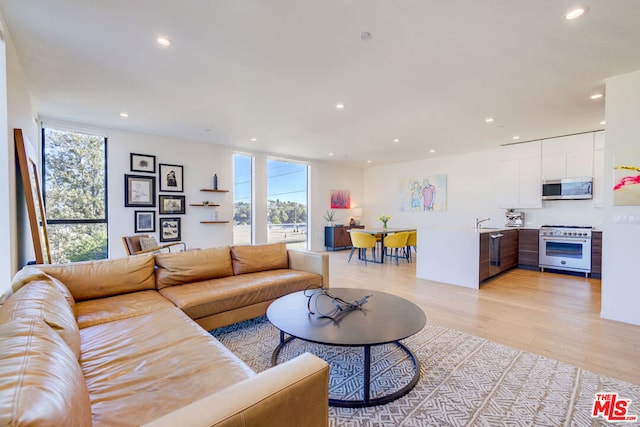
[348,227,416,263]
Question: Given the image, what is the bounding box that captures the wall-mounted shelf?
[200,188,229,192]
[197,188,228,223]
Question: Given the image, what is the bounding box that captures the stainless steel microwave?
[542,177,593,200]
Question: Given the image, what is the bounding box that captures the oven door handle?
[541,237,588,243]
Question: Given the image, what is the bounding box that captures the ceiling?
[1,1,640,166]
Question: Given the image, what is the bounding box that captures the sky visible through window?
[234,154,252,206]
[267,159,307,205]
[234,158,307,204]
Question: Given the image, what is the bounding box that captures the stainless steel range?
[539,225,592,276]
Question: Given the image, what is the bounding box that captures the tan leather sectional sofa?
[0,243,330,426]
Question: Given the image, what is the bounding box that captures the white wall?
[108,129,363,256]
[108,131,234,257]
[309,161,364,251]
[0,22,9,294]
[0,11,38,293]
[364,150,503,232]
[601,70,640,326]
[363,147,603,230]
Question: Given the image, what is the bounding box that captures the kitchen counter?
[416,227,520,289]
[416,228,484,289]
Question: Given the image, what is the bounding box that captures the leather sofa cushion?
[0,279,81,359]
[38,254,156,301]
[160,269,322,320]
[75,290,176,328]
[0,317,92,427]
[231,242,289,275]
[155,246,233,290]
[11,266,77,314]
[81,307,255,426]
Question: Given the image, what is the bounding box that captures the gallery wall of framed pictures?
[125,153,185,241]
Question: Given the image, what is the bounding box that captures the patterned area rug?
[212,317,640,426]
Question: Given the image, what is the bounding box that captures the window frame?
[233,152,254,245]
[266,156,309,249]
[41,126,109,257]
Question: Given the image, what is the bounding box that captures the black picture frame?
[125,174,156,207]
[159,163,183,192]
[159,217,181,242]
[130,153,156,173]
[134,210,156,232]
[159,195,186,214]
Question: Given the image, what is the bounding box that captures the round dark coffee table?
[266,288,427,408]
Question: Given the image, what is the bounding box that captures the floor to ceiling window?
[233,153,253,245]
[267,158,308,249]
[42,127,108,263]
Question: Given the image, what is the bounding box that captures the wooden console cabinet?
[324,226,364,251]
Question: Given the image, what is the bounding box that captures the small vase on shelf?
[213,174,218,190]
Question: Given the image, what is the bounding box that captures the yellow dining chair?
[405,231,417,263]
[383,232,409,265]
[348,232,378,265]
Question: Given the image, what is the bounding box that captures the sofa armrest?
[288,250,329,288]
[143,352,329,427]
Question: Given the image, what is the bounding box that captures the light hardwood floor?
[328,249,640,386]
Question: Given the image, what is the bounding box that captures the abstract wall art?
[398,175,447,212]
[613,151,640,206]
[330,189,351,209]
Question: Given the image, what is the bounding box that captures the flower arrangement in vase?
[378,215,391,228]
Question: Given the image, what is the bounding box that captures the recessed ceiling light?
[485,117,494,123]
[336,103,345,110]
[157,36,171,47]
[429,149,436,153]
[120,112,129,118]
[393,138,400,143]
[565,7,586,20]
[250,137,257,142]
[600,120,606,125]
[367,160,372,164]
[512,136,520,140]
[590,93,604,100]
[329,152,335,156]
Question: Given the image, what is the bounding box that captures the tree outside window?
[43,127,108,263]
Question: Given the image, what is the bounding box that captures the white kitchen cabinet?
[541,133,594,180]
[498,141,542,208]
[519,156,543,206]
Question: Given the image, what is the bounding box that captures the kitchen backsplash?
[519,199,603,229]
